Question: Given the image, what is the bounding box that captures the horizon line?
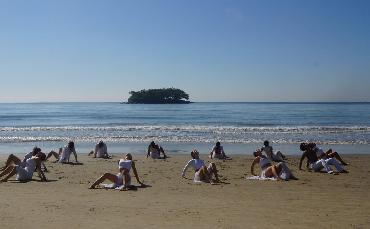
[0,101,369,104]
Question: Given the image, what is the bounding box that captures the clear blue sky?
[0,0,369,102]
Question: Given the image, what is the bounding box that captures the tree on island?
[127,88,191,104]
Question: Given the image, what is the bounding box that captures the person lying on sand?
[251,149,297,180]
[89,153,144,191]
[147,141,167,159]
[182,149,220,184]
[261,140,286,162]
[0,146,48,172]
[46,141,78,163]
[299,143,348,174]
[209,141,231,160]
[88,140,111,159]
[309,142,348,165]
[0,152,47,182]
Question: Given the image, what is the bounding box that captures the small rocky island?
[127,88,191,104]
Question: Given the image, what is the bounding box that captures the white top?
[95,143,108,158]
[211,145,224,155]
[313,146,325,158]
[118,159,132,171]
[262,146,273,155]
[259,157,270,169]
[25,158,37,174]
[181,159,205,177]
[23,151,46,170]
[58,146,76,163]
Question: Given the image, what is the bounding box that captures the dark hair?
[32,146,41,155]
[38,152,46,161]
[191,150,198,159]
[150,141,155,147]
[68,141,75,149]
[253,151,259,157]
[216,141,221,147]
[98,140,104,148]
[263,140,269,146]
[300,143,307,151]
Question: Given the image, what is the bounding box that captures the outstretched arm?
[131,162,143,185]
[146,146,150,158]
[251,158,259,176]
[299,152,306,170]
[36,160,47,181]
[181,160,192,178]
[209,147,215,159]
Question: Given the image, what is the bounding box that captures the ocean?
[0,102,369,155]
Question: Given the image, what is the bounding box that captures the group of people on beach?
[0,139,349,189]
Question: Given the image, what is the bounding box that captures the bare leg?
[209,162,220,182]
[46,151,59,161]
[0,154,21,171]
[89,173,117,189]
[0,165,17,182]
[327,151,348,165]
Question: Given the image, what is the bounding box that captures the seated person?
[0,146,48,172]
[251,149,297,180]
[46,141,78,163]
[209,141,230,159]
[309,143,348,165]
[261,140,286,162]
[182,149,220,184]
[88,140,111,159]
[147,141,167,159]
[299,143,348,174]
[0,152,47,182]
[89,153,144,191]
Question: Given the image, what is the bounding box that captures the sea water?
[0,102,369,155]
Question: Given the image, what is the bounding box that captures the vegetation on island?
[127,88,191,104]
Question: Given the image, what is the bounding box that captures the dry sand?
[0,154,369,229]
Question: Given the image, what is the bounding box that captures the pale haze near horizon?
[0,0,369,103]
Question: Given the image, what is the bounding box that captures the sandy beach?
[0,154,369,229]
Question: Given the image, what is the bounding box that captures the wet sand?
[0,154,369,229]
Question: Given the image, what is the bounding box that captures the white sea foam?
[1,125,369,144]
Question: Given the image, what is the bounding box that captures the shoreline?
[1,141,370,156]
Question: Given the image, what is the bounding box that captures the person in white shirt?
[89,153,144,191]
[0,152,47,182]
[310,143,348,165]
[251,149,297,180]
[261,140,286,162]
[147,141,167,159]
[46,141,78,163]
[182,149,220,183]
[0,147,48,172]
[209,141,230,159]
[88,140,111,159]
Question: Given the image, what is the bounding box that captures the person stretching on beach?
[46,141,78,163]
[147,141,167,159]
[251,149,297,180]
[0,146,48,172]
[309,143,348,165]
[261,140,286,162]
[182,149,220,184]
[89,153,144,191]
[299,143,348,174]
[209,141,230,159]
[0,152,47,182]
[88,140,111,159]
